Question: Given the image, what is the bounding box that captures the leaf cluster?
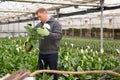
[24,25,42,50]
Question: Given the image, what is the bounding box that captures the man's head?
[36,8,48,23]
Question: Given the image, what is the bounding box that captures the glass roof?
[0,0,120,23]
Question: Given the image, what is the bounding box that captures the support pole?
[7,19,9,34]
[79,18,81,37]
[32,13,35,27]
[112,16,115,39]
[56,9,60,20]
[17,17,20,37]
[89,18,92,38]
[71,18,74,36]
[100,0,104,52]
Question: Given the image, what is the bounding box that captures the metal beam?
[71,0,99,4]
[0,10,34,13]
[58,5,120,17]
[0,5,71,21]
[47,5,71,11]
[5,0,99,7]
[1,5,120,24]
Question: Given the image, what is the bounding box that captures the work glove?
[37,27,50,37]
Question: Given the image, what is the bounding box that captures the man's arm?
[48,21,62,40]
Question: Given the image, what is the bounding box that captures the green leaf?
[85,75,92,79]
[77,66,83,71]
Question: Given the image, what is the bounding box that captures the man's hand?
[37,27,50,37]
[23,41,33,52]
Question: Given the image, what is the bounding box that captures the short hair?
[36,8,47,14]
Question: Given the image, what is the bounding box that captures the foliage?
[61,36,120,54]
[24,25,44,52]
[59,43,120,79]
[0,37,120,80]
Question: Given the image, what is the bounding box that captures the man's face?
[37,12,47,23]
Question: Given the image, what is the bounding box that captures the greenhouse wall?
[0,16,120,39]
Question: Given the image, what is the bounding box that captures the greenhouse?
[0,0,120,80]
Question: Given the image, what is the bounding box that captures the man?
[35,8,62,80]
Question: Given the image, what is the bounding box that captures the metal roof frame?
[0,0,119,24]
[0,0,100,23]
